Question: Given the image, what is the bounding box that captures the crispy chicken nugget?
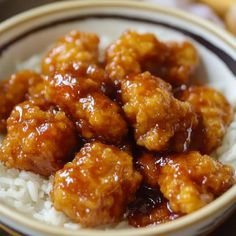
[0,101,77,176]
[41,30,114,97]
[45,73,128,144]
[178,86,233,153]
[29,63,113,108]
[42,31,99,75]
[105,30,198,86]
[0,70,42,132]
[51,141,142,227]
[137,151,235,214]
[121,72,198,152]
[29,63,114,112]
[55,62,114,97]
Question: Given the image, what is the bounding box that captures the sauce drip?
[127,184,181,227]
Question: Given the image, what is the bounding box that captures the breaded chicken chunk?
[0,71,42,132]
[121,72,198,152]
[51,142,142,227]
[137,151,235,214]
[0,101,77,176]
[142,41,199,86]
[105,30,198,86]
[42,31,99,75]
[45,72,128,144]
[29,64,114,113]
[178,86,233,153]
[41,30,114,97]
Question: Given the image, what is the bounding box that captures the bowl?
[0,1,236,236]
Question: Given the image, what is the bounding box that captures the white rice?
[216,110,236,170]
[0,54,235,229]
[0,163,81,229]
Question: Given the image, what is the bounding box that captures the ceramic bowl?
[0,1,236,236]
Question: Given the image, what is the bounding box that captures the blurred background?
[0,0,235,235]
[0,0,235,35]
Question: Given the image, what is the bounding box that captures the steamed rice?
[216,110,236,170]
[0,54,235,229]
[0,162,81,229]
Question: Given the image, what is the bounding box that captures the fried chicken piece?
[105,31,157,85]
[42,31,99,75]
[128,185,180,227]
[178,86,233,153]
[55,62,114,98]
[121,72,198,152]
[41,30,115,97]
[29,64,114,113]
[45,72,128,144]
[137,152,235,214]
[142,41,199,86]
[0,101,77,176]
[105,30,198,86]
[0,70,42,132]
[51,142,142,227]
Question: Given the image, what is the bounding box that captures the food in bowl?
[0,29,234,229]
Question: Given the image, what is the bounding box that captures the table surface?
[0,0,235,235]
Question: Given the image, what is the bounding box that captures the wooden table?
[0,0,235,235]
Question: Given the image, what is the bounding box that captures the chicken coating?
[105,30,198,86]
[41,30,115,97]
[0,70,42,132]
[51,141,142,227]
[27,80,48,107]
[30,63,114,113]
[142,41,199,86]
[136,152,160,188]
[121,72,198,152]
[0,101,77,176]
[42,30,99,75]
[45,72,128,144]
[128,185,180,227]
[137,151,235,214]
[53,62,114,98]
[178,86,233,153]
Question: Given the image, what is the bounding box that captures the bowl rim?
[0,0,235,235]
[0,0,235,49]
